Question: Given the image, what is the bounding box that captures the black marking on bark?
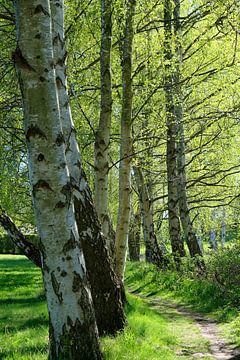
[72,271,82,292]
[53,34,62,46]
[61,270,67,277]
[12,47,36,72]
[55,201,65,209]
[75,160,82,169]
[35,33,41,39]
[44,68,49,73]
[39,76,45,82]
[33,180,52,196]
[57,267,61,272]
[51,271,63,303]
[56,76,64,89]
[34,4,50,16]
[56,132,65,146]
[66,256,72,260]
[62,231,78,254]
[56,51,67,66]
[37,153,44,161]
[61,182,72,207]
[26,125,47,141]
[59,162,66,169]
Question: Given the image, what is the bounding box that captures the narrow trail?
[130,290,240,359]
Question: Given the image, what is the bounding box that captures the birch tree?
[50,0,125,335]
[94,0,115,258]
[133,165,165,267]
[115,0,136,280]
[164,0,185,261]
[13,1,102,358]
[173,0,203,257]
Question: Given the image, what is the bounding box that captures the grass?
[0,255,215,359]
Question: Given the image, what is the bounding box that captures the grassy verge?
[125,259,240,347]
[0,255,213,359]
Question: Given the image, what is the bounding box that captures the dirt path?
[130,290,240,359]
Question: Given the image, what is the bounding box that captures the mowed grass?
[0,255,212,359]
[0,255,48,359]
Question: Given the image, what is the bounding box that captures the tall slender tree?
[50,0,125,336]
[164,0,185,261]
[173,0,203,257]
[94,0,115,258]
[115,0,136,280]
[13,1,102,358]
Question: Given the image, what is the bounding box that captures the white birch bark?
[94,0,115,257]
[49,0,126,335]
[115,0,136,280]
[14,1,102,358]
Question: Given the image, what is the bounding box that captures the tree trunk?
[133,165,165,267]
[94,0,115,258]
[209,229,218,251]
[173,0,203,257]
[164,0,185,261]
[115,0,136,280]
[50,0,126,335]
[0,209,41,268]
[128,206,141,261]
[14,1,102,359]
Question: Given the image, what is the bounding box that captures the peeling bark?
[115,0,136,280]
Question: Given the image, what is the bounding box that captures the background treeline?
[0,0,240,260]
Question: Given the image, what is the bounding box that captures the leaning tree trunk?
[94,0,115,259]
[50,0,125,335]
[164,0,185,262]
[133,165,165,267]
[0,209,41,268]
[14,1,102,359]
[115,0,136,280]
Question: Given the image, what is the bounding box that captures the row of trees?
[0,0,240,358]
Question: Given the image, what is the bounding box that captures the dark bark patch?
[60,182,72,207]
[56,132,65,146]
[51,271,63,303]
[62,231,78,254]
[34,5,50,16]
[37,153,44,161]
[55,201,65,209]
[56,76,64,89]
[72,271,82,292]
[33,180,52,196]
[35,33,41,39]
[12,47,36,72]
[61,270,67,277]
[56,51,67,66]
[39,76,45,82]
[26,125,47,141]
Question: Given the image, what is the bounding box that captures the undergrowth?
[125,243,240,345]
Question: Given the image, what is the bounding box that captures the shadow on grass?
[0,293,45,306]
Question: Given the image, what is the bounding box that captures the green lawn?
[0,255,213,359]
